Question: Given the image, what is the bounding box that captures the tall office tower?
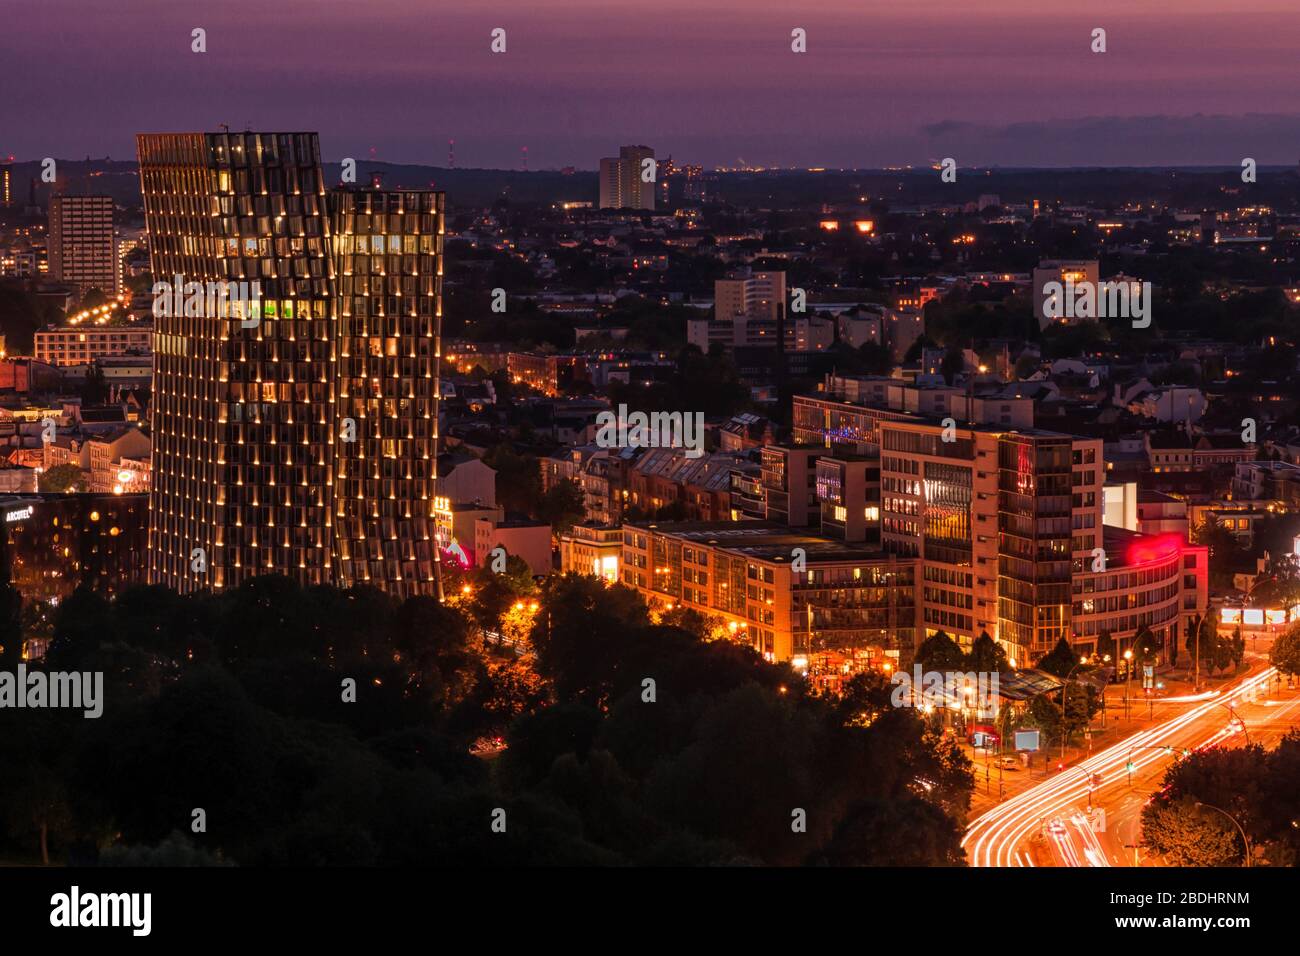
[1,159,11,206]
[137,131,337,594]
[879,419,994,648]
[48,195,118,296]
[597,145,655,210]
[330,187,444,598]
[996,433,1102,660]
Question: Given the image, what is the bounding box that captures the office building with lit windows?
[138,131,337,593]
[330,187,444,597]
[1032,259,1099,330]
[717,385,1208,672]
[136,131,444,597]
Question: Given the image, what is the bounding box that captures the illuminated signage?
[4,505,34,523]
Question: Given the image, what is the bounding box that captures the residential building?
[598,145,656,210]
[86,426,151,494]
[473,514,553,576]
[49,195,118,296]
[559,523,622,583]
[620,520,920,683]
[34,325,152,367]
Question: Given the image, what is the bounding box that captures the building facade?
[136,131,445,597]
[330,187,444,596]
[34,325,152,367]
[49,195,119,296]
[598,145,656,210]
[0,493,148,605]
[620,521,919,682]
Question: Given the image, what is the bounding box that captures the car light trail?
[964,668,1276,867]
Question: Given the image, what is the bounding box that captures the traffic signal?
[1126,761,1135,772]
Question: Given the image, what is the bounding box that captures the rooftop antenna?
[448,139,455,169]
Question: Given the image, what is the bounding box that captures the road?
[964,664,1300,867]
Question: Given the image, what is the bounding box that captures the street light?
[1123,648,1134,720]
[1220,702,1250,745]
[1195,801,1252,867]
[1100,653,1112,728]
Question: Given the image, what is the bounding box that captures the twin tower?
[136,132,445,598]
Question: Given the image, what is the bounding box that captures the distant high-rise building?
[136,131,446,598]
[681,164,707,203]
[0,159,11,206]
[598,145,655,210]
[48,195,118,296]
[597,158,620,208]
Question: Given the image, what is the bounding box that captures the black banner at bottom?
[0,865,1280,942]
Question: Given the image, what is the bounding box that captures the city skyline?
[4,0,1300,890]
[6,1,1300,169]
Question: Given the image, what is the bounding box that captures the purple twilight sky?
[4,0,1300,169]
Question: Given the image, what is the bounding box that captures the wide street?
[964,648,1299,867]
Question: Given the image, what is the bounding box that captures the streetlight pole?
[1221,702,1250,746]
[1123,643,1134,721]
[1099,653,1111,729]
[1196,801,1252,867]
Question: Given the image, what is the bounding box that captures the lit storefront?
[622,520,919,689]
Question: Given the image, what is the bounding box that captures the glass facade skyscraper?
[330,187,444,596]
[136,131,443,597]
